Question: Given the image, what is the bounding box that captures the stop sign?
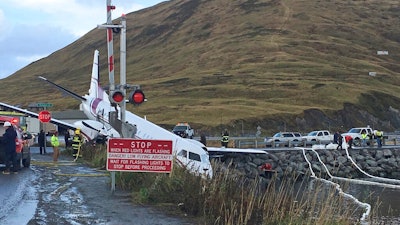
[38,110,51,123]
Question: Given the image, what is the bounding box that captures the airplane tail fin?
[88,50,107,100]
[38,50,106,102]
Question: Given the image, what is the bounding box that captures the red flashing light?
[110,90,125,104]
[129,90,145,105]
[11,117,19,124]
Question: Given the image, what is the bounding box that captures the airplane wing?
[183,139,267,155]
[0,102,78,130]
[206,146,268,154]
[0,102,106,141]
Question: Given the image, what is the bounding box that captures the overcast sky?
[0,0,165,79]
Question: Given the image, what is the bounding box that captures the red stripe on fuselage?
[91,98,102,116]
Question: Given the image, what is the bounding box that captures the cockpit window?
[189,152,201,162]
[177,150,187,158]
[201,154,209,164]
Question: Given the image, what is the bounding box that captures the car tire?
[353,138,361,147]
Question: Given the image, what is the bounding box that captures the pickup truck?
[172,122,194,139]
[341,127,374,146]
[302,130,333,145]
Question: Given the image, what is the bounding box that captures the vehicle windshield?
[307,131,318,136]
[348,128,361,133]
[173,126,187,131]
[272,133,281,138]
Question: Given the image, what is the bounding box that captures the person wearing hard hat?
[2,122,18,174]
[221,129,229,147]
[72,129,83,158]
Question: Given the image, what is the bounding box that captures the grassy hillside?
[1,0,400,135]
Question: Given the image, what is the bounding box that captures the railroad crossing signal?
[110,90,125,104]
[128,89,145,105]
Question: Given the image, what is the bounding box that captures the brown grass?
[83,144,387,224]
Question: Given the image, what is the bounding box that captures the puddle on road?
[0,176,38,224]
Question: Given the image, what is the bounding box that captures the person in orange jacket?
[259,162,273,179]
[345,135,353,149]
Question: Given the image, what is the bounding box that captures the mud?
[26,149,197,225]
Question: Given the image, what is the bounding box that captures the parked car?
[265,132,302,147]
[172,122,194,139]
[302,130,334,145]
[0,116,32,168]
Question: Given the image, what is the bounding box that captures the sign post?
[38,110,51,154]
[107,139,173,173]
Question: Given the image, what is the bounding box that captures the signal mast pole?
[97,0,144,193]
[98,0,125,193]
[106,0,116,95]
[98,1,126,126]
[120,14,127,123]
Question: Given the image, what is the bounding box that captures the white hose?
[298,147,371,223]
[342,143,400,185]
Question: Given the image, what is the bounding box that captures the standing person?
[72,129,84,158]
[200,132,207,146]
[51,131,60,163]
[333,131,340,146]
[375,130,383,147]
[338,133,343,150]
[221,129,229,147]
[368,132,375,147]
[2,122,18,174]
[361,131,368,147]
[64,129,71,148]
[38,129,46,154]
[333,131,343,150]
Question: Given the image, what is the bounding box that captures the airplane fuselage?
[82,95,213,177]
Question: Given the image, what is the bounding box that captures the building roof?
[51,110,88,120]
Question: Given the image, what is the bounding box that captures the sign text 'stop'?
[38,110,51,123]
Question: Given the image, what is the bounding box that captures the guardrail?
[199,134,400,149]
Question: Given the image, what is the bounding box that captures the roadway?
[0,147,197,224]
[200,135,400,150]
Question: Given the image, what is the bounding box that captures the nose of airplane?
[203,167,213,178]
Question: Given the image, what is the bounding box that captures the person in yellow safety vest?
[72,129,84,157]
[51,131,60,163]
[361,131,368,147]
[375,130,383,148]
[221,129,229,147]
